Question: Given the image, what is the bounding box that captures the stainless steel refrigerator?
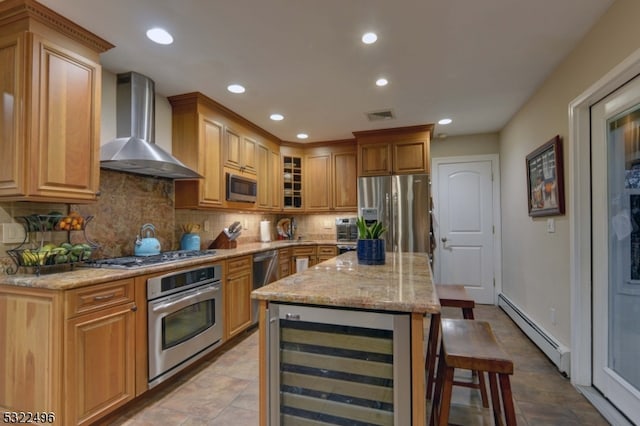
[357,174,430,253]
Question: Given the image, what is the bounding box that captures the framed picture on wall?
[526,135,565,217]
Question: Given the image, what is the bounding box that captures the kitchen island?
[252,250,438,426]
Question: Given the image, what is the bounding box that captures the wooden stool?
[430,318,516,426]
[425,285,488,407]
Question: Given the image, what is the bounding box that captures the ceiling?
[39,0,615,143]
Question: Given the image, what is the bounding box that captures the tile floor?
[103,305,609,425]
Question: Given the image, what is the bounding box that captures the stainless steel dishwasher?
[252,249,279,324]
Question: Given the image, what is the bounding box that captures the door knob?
[441,237,447,243]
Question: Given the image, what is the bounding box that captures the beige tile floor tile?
[103,305,609,425]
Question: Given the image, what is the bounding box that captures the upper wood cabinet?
[282,146,304,210]
[169,93,224,209]
[0,1,113,202]
[170,92,282,211]
[224,130,257,175]
[256,142,281,211]
[270,149,282,210]
[303,142,357,212]
[354,125,433,176]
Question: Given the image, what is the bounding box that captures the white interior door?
[591,74,640,422]
[433,156,497,304]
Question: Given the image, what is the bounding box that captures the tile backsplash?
[0,170,355,274]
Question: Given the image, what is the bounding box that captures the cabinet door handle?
[131,305,138,312]
[94,293,115,301]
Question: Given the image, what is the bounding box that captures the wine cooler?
[267,303,411,425]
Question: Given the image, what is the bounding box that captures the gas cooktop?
[82,250,217,269]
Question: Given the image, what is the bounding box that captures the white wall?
[100,70,173,153]
[500,0,640,346]
[431,133,499,159]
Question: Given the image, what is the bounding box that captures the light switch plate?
[546,218,555,233]
[1,223,26,244]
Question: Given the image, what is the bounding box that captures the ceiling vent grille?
[366,109,395,121]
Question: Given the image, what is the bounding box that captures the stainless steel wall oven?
[147,264,223,388]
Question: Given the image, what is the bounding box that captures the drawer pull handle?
[94,293,116,301]
[285,313,300,321]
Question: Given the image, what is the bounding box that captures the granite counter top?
[0,239,340,290]
[252,251,439,314]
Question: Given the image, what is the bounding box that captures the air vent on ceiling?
[366,109,396,121]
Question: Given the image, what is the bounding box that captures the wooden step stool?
[425,284,488,406]
[430,318,516,426]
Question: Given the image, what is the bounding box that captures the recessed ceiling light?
[270,113,284,121]
[227,84,246,94]
[297,133,309,140]
[362,32,378,44]
[146,28,173,45]
[438,118,453,125]
[376,78,388,87]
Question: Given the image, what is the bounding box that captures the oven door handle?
[151,284,221,314]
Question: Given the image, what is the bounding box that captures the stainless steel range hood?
[100,72,202,179]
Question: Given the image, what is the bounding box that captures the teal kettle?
[134,223,161,256]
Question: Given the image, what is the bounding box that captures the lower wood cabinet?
[291,246,317,273]
[65,301,136,425]
[225,255,253,338]
[278,248,291,278]
[317,245,338,263]
[0,278,137,426]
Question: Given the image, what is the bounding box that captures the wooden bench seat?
[430,318,516,426]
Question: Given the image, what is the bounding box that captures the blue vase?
[356,239,386,265]
[180,233,201,251]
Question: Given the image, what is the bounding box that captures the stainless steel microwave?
[226,173,257,203]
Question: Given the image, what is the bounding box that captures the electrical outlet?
[203,220,210,232]
[1,223,26,244]
[550,308,557,325]
[323,220,332,229]
[243,218,248,230]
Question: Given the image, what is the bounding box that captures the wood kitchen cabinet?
[0,1,112,202]
[256,144,270,209]
[271,149,282,210]
[354,125,434,176]
[256,142,281,210]
[64,279,136,426]
[224,129,257,175]
[0,277,137,426]
[225,255,253,338]
[278,248,292,278]
[291,245,317,273]
[282,146,304,210]
[303,142,357,212]
[169,93,224,209]
[170,91,282,211]
[317,245,338,263]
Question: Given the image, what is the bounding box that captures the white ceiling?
[39,0,615,143]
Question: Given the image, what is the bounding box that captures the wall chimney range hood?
[100,72,202,179]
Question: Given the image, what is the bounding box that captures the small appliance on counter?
[336,217,358,254]
[134,223,161,256]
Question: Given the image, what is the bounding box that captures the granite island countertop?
[252,250,439,314]
[0,239,342,290]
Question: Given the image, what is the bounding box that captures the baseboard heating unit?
[498,293,571,375]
